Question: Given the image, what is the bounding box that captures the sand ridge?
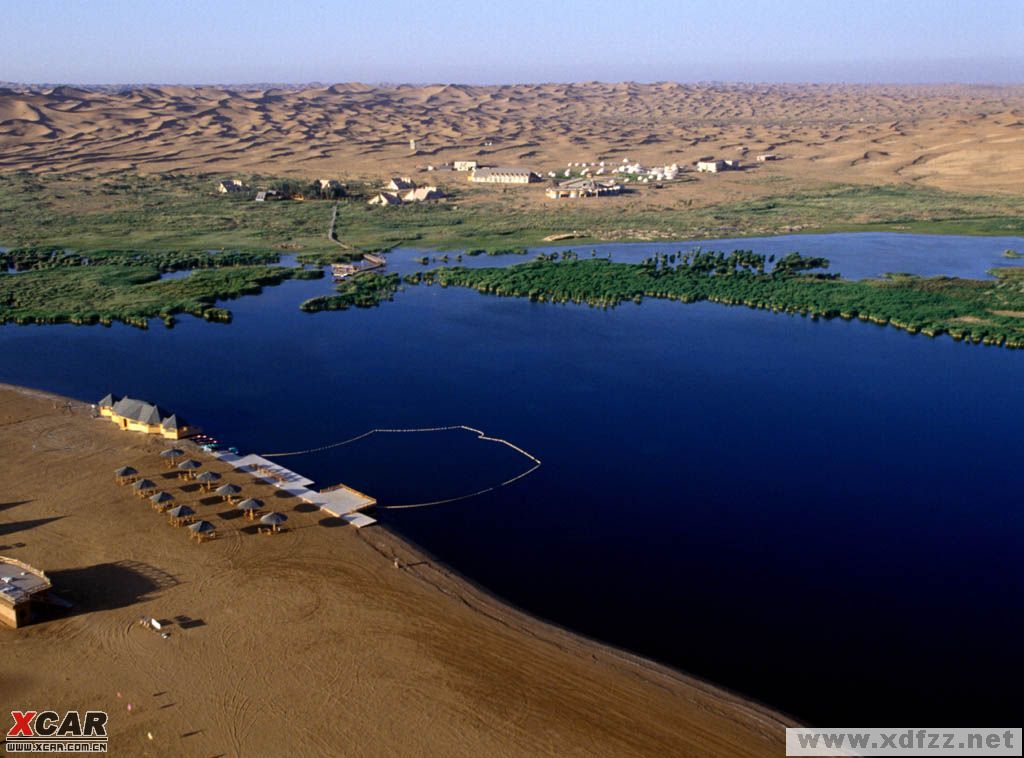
[0,385,791,756]
[0,82,1022,193]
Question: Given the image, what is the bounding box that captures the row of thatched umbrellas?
[115,452,289,539]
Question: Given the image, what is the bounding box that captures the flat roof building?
[98,394,191,439]
[0,557,52,628]
[453,160,478,171]
[696,159,741,173]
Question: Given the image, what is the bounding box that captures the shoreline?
[359,525,800,728]
[0,380,795,755]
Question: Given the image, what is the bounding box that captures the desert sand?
[0,82,1022,194]
[0,384,791,756]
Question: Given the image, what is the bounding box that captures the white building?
[696,159,740,173]
[453,160,478,171]
[469,167,541,184]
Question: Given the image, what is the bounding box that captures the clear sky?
[3,0,1021,85]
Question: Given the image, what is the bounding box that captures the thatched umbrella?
[132,478,157,496]
[215,483,242,502]
[237,498,263,520]
[149,491,174,510]
[167,504,195,525]
[260,511,288,533]
[176,459,202,479]
[159,448,185,468]
[187,520,216,542]
[114,466,138,484]
[195,471,222,491]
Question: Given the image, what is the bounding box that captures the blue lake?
[1,233,1022,724]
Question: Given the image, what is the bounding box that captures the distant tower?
[409,138,417,152]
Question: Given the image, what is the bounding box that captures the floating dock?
[212,451,377,528]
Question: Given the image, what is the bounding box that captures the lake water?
[1,233,1022,724]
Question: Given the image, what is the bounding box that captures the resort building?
[368,192,403,206]
[98,394,191,439]
[403,186,446,202]
[386,177,416,191]
[217,179,247,193]
[0,557,52,628]
[453,160,478,171]
[546,178,622,200]
[469,167,541,184]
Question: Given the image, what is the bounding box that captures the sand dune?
[0,83,1021,193]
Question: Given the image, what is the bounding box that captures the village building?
[469,167,541,184]
[98,394,191,439]
[453,160,478,171]
[217,179,247,193]
[368,192,403,206]
[386,177,416,191]
[546,178,622,200]
[0,557,52,628]
[403,186,446,202]
[756,153,778,162]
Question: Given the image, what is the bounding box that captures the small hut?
[188,520,217,543]
[177,459,202,479]
[114,466,139,484]
[160,448,185,468]
[237,498,264,520]
[149,491,174,511]
[215,483,242,503]
[260,512,288,534]
[195,471,222,491]
[166,504,195,526]
[132,478,157,497]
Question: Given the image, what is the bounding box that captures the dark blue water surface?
[1,233,1022,724]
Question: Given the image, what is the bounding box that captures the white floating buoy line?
[260,425,541,509]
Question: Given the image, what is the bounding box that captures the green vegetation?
[1004,249,1023,259]
[0,263,322,328]
[405,253,1024,348]
[0,246,280,272]
[0,172,358,255]
[3,173,1024,261]
[300,273,401,313]
[3,171,1024,335]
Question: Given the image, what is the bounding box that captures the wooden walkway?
[213,451,377,528]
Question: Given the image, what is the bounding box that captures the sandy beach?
[0,383,792,756]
